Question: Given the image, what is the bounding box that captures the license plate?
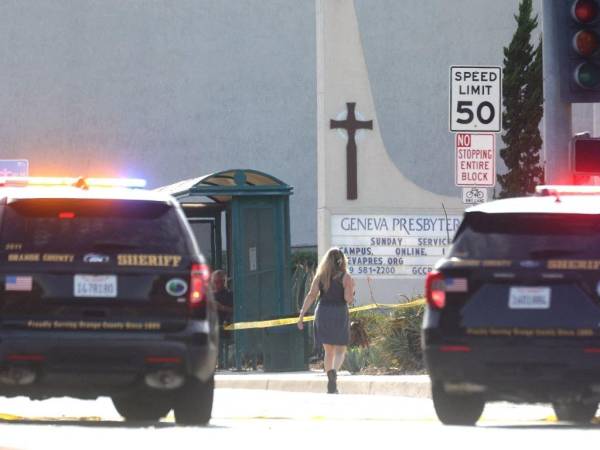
[74,275,117,298]
[508,286,551,309]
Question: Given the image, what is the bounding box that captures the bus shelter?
[157,169,306,372]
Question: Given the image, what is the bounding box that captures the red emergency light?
[536,185,600,196]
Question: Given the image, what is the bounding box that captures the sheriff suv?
[423,185,600,425]
[0,177,217,425]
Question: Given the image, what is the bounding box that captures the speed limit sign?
[450,66,501,132]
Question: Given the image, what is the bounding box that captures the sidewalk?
[215,370,432,398]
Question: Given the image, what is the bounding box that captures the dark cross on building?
[330,102,373,200]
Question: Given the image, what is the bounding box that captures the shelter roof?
[156,169,292,203]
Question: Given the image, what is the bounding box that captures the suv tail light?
[425,271,446,309]
[189,263,211,309]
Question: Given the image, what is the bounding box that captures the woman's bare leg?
[323,344,335,372]
[333,345,347,371]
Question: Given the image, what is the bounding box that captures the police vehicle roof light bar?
[0,176,147,189]
[535,184,600,196]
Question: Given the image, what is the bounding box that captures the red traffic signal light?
[573,0,599,23]
[573,29,600,56]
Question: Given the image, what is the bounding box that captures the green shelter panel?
[239,205,277,321]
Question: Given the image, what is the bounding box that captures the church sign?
[331,214,462,278]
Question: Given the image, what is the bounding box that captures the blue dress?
[314,273,350,346]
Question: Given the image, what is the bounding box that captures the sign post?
[450,66,500,205]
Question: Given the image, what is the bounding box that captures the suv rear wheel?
[432,382,485,425]
[112,393,172,422]
[173,376,214,425]
[552,400,598,423]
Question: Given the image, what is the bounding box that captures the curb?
[215,373,432,398]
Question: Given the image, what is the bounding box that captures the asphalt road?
[0,389,597,450]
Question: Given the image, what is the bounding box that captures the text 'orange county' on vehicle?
[0,176,217,425]
[423,185,600,425]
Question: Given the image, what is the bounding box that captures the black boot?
[326,369,337,394]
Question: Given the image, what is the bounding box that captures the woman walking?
[297,248,355,394]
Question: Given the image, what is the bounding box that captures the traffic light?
[559,0,600,102]
[572,135,600,173]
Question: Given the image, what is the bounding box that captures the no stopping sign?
[455,133,496,187]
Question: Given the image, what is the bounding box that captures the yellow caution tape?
[223,316,305,331]
[222,298,425,331]
[348,298,425,313]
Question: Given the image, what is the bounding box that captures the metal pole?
[542,0,573,184]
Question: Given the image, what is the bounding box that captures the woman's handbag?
[349,319,369,348]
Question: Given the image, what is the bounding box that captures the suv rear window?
[450,212,600,260]
[1,198,188,253]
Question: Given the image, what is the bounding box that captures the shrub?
[291,264,315,311]
[383,306,425,372]
[343,347,371,374]
[290,250,317,271]
[344,303,425,374]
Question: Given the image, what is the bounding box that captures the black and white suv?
[423,185,600,425]
[0,177,217,425]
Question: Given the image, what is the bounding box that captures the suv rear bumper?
[424,337,600,402]
[0,320,217,399]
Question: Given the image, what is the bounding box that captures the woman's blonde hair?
[314,247,347,292]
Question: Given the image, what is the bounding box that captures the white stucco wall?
[0,0,316,246]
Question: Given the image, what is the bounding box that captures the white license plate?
[508,286,551,309]
[74,275,117,298]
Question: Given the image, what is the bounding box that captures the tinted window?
[1,199,189,253]
[450,212,600,259]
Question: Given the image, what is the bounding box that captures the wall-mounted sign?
[450,66,501,132]
[331,214,462,279]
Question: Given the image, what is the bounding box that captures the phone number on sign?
[348,266,433,276]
